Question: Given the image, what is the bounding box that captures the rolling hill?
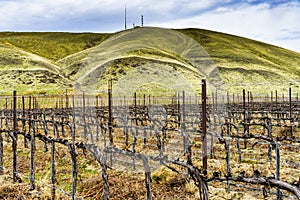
[0,27,300,96]
[0,43,71,94]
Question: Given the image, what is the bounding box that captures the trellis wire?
[0,85,300,199]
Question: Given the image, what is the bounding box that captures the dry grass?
[0,125,299,199]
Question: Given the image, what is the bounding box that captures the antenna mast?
[141,15,144,27]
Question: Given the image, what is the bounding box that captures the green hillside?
[0,32,111,62]
[0,27,300,95]
[180,28,300,93]
[0,43,71,94]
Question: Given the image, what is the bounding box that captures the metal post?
[201,79,207,175]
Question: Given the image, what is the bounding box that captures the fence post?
[202,79,207,176]
[243,89,248,149]
[29,130,35,190]
[71,95,78,200]
[51,140,56,200]
[65,89,69,109]
[237,138,241,163]
[132,92,137,170]
[0,130,3,175]
[271,91,273,102]
[108,86,113,145]
[21,96,26,147]
[227,122,231,193]
[182,91,186,152]
[13,90,18,182]
[83,93,87,139]
[289,87,293,136]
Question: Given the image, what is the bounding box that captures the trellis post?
[202,79,207,175]
[13,90,18,182]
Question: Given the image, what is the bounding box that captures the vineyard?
[0,81,300,199]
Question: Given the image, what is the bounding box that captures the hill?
[0,32,110,94]
[1,27,300,95]
[180,28,300,94]
[0,43,71,94]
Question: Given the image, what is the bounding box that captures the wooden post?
[276,142,280,200]
[0,130,3,175]
[71,95,77,200]
[22,96,28,148]
[51,140,56,200]
[212,92,215,113]
[108,86,113,145]
[289,87,292,118]
[289,87,293,136]
[182,91,186,153]
[177,93,181,127]
[201,79,207,175]
[83,93,87,138]
[227,91,229,104]
[215,89,218,112]
[145,171,152,200]
[243,89,247,149]
[13,90,18,182]
[28,96,32,110]
[271,91,273,102]
[71,146,77,200]
[227,123,231,193]
[29,131,35,190]
[65,89,69,109]
[96,95,99,108]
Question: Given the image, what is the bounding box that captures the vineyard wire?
[0,83,300,199]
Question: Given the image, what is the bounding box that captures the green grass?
[179,28,300,94]
[1,27,300,95]
[0,32,111,62]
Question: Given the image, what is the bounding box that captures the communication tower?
[141,15,144,27]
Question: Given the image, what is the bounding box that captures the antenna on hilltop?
[124,5,127,30]
[141,15,144,27]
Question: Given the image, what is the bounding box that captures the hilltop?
[0,27,300,95]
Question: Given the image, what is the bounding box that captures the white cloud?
[153,1,300,52]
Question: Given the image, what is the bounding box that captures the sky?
[0,0,299,53]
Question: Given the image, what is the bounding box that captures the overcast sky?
[0,0,299,53]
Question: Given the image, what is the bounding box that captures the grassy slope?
[1,28,300,94]
[0,32,111,62]
[179,28,300,93]
[0,43,72,94]
[0,32,110,94]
